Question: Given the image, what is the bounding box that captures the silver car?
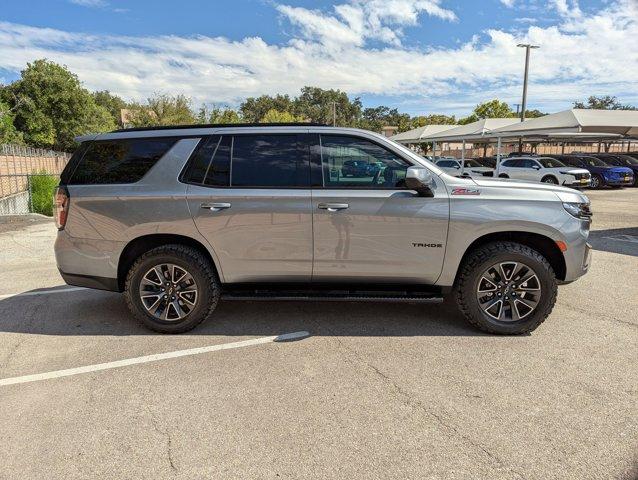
[54,125,592,335]
[497,156,591,187]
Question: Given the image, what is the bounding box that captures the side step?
[221,290,444,303]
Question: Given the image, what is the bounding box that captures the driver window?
[320,135,409,188]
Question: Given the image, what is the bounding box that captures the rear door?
[185,133,313,283]
[310,133,449,284]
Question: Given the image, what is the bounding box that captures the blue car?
[590,154,638,187]
[551,154,634,189]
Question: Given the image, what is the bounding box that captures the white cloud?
[0,0,636,115]
[68,0,108,7]
[277,0,457,48]
[500,0,516,7]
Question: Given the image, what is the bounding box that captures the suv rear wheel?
[455,241,557,334]
[124,244,220,333]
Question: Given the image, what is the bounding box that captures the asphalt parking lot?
[0,189,636,480]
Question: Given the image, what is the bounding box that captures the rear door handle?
[200,202,231,212]
[318,203,349,212]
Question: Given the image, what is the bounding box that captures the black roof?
[112,122,328,133]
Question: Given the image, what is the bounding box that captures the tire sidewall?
[126,251,218,333]
[462,249,556,334]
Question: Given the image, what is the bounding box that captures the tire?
[498,174,509,178]
[124,244,220,333]
[590,174,603,189]
[454,241,558,335]
[541,176,559,184]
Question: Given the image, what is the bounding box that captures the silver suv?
[54,125,592,335]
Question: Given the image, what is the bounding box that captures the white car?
[435,158,494,178]
[497,156,591,187]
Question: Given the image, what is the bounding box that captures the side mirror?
[532,165,541,170]
[454,165,460,169]
[405,166,435,197]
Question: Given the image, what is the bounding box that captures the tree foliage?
[573,95,635,110]
[0,99,24,144]
[93,90,128,126]
[261,109,304,123]
[240,94,295,123]
[128,93,196,127]
[3,60,115,150]
[459,99,515,124]
[294,87,362,126]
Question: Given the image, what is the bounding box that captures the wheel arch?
[454,231,566,283]
[117,234,221,292]
[541,174,559,184]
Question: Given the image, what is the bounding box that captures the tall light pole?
[516,43,539,152]
[517,43,540,122]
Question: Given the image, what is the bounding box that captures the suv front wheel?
[455,241,558,334]
[124,244,220,333]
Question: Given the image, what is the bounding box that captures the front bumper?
[604,176,634,186]
[563,177,591,187]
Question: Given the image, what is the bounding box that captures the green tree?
[459,99,515,124]
[240,94,295,122]
[294,87,362,126]
[573,95,635,110]
[93,90,127,126]
[410,114,457,128]
[128,93,196,127]
[4,60,115,150]
[0,99,24,144]
[261,109,304,123]
[359,106,412,133]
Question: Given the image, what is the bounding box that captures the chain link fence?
[0,144,71,216]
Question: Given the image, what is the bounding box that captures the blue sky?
[1,0,636,116]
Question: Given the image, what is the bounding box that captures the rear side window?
[183,136,231,186]
[231,134,308,187]
[68,138,177,185]
[502,160,518,167]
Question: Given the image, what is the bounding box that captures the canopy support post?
[433,141,437,158]
[561,142,565,154]
[496,137,502,176]
[460,140,466,176]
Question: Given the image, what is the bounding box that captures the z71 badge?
[451,188,480,195]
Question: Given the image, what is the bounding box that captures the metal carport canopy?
[389,124,456,143]
[416,118,521,143]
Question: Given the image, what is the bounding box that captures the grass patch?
[29,171,59,216]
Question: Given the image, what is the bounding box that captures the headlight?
[563,202,592,220]
[559,171,573,175]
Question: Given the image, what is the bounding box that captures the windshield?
[463,160,483,168]
[580,156,607,167]
[616,155,638,166]
[538,157,566,168]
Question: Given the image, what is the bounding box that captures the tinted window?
[60,142,90,185]
[561,157,582,167]
[231,134,308,187]
[183,136,232,186]
[320,135,410,188]
[464,160,483,168]
[538,157,566,168]
[69,138,177,185]
[577,156,606,167]
[502,159,521,167]
[521,159,539,168]
[437,160,459,168]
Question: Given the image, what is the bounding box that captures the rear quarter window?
[67,138,177,185]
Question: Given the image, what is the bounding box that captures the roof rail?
[111,122,328,133]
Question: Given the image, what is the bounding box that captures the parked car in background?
[435,158,494,177]
[497,156,591,187]
[507,151,537,157]
[589,153,638,186]
[546,154,633,189]
[475,157,496,169]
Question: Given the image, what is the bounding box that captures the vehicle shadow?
[589,227,638,257]
[0,288,485,337]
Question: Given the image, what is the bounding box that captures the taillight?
[54,186,69,230]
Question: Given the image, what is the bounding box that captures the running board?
[221,293,443,303]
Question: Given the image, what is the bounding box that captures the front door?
[311,134,449,284]
[185,133,313,283]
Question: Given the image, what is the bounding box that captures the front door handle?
[318,203,349,212]
[200,202,231,212]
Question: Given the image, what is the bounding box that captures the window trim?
[316,133,413,191]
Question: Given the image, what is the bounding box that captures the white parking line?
[0,331,310,387]
[0,287,87,300]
